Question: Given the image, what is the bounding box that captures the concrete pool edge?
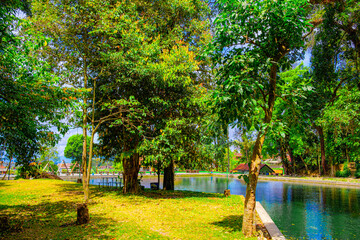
[205,173,360,188]
[256,201,286,240]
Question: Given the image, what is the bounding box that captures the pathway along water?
[86,176,360,239]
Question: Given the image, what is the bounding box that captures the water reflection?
[140,176,360,240]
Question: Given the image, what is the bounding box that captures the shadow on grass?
[0,199,119,240]
[212,215,243,232]
[58,178,227,200]
[0,181,10,188]
[138,189,226,199]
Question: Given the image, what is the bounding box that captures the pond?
[87,176,360,239]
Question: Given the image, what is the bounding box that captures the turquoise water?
[88,176,360,239]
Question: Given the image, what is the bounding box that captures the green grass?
[0,179,255,240]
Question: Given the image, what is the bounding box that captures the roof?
[57,163,72,168]
[0,166,7,171]
[232,163,274,172]
[98,166,113,169]
[234,152,243,158]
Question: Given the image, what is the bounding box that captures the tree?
[29,1,145,223]
[209,0,310,236]
[95,0,211,193]
[1,0,75,178]
[300,1,360,175]
[261,64,314,175]
[64,134,91,169]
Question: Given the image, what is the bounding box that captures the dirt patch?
[35,173,63,180]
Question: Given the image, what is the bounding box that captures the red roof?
[57,163,72,168]
[232,163,271,171]
[234,152,243,158]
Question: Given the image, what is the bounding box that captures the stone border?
[256,201,285,240]
[258,176,360,188]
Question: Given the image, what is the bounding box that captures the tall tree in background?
[64,134,91,169]
[306,1,360,175]
[209,0,310,236]
[1,0,75,177]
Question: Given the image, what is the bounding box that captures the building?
[231,163,275,175]
[0,162,8,174]
[57,163,73,174]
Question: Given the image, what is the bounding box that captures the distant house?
[264,154,291,165]
[234,152,243,159]
[0,161,15,174]
[57,163,72,173]
[231,163,275,175]
[0,162,7,174]
[98,165,113,170]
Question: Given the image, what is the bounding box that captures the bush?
[336,163,352,178]
[342,164,352,177]
[355,171,360,179]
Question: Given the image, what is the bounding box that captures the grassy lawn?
[0,179,255,240]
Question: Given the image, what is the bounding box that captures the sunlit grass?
[0,179,255,239]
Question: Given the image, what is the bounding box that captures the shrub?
[342,164,352,177]
[336,163,352,178]
[355,171,360,179]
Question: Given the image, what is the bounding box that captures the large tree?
[209,0,310,236]
[29,0,140,222]
[1,0,75,177]
[95,0,211,193]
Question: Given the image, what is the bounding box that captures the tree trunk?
[299,155,309,175]
[76,203,89,224]
[242,131,266,236]
[163,159,174,190]
[316,126,326,175]
[157,160,161,188]
[1,157,11,181]
[81,57,88,202]
[122,152,140,193]
[279,140,290,175]
[242,62,277,237]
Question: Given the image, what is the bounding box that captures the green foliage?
[1,1,76,175]
[37,145,60,164]
[95,0,211,168]
[336,163,352,178]
[209,0,310,130]
[232,129,256,164]
[238,174,249,184]
[64,134,91,166]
